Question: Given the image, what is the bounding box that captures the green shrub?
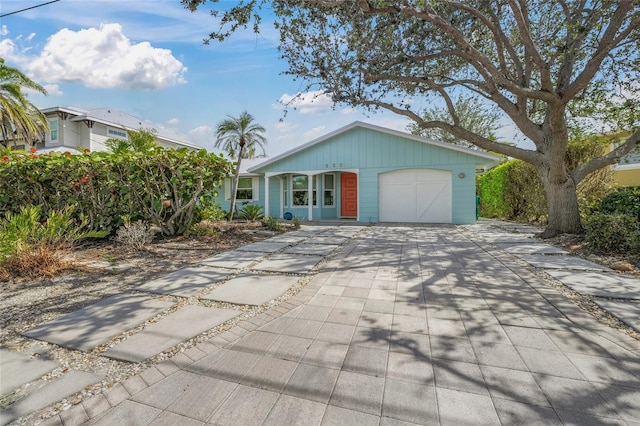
[504,160,547,221]
[476,160,545,221]
[185,222,219,237]
[194,193,227,222]
[476,162,510,218]
[596,186,640,219]
[477,135,613,222]
[262,216,283,231]
[0,205,107,278]
[239,204,264,221]
[0,146,232,236]
[583,213,640,255]
[293,215,302,229]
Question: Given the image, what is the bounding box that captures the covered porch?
[264,170,359,221]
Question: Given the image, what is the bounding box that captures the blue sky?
[0,0,417,155]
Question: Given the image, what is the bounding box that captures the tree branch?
[563,2,637,101]
[351,96,541,164]
[361,2,559,103]
[572,129,640,183]
[507,0,554,91]
[360,69,545,143]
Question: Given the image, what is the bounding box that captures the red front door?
[340,172,358,217]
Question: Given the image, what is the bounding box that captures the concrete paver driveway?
[40,224,640,425]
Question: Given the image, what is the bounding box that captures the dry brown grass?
[0,244,73,280]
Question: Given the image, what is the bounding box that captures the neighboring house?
[612,145,640,187]
[216,121,500,224]
[5,106,200,153]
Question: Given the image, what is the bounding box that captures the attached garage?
[227,121,500,224]
[379,169,452,223]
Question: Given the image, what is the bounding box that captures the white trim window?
[225,177,259,201]
[48,118,59,144]
[292,175,317,207]
[323,174,335,207]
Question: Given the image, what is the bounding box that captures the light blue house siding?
[214,175,263,214]
[216,122,498,224]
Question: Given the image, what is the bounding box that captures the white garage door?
[379,169,452,223]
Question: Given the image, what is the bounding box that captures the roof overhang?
[249,121,501,173]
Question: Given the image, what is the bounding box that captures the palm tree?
[215,111,267,221]
[0,58,48,148]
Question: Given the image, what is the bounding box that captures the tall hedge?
[477,135,613,222]
[476,159,546,221]
[0,148,232,235]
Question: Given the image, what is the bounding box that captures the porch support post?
[307,173,313,220]
[278,176,284,219]
[264,175,270,218]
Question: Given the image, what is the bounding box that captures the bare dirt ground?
[543,232,640,277]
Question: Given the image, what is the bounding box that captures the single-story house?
[3,106,200,153]
[216,121,500,224]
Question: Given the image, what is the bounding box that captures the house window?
[323,174,335,207]
[292,175,317,206]
[236,177,254,200]
[224,176,258,201]
[49,119,59,144]
[107,128,128,140]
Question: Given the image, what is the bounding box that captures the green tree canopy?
[187,0,640,236]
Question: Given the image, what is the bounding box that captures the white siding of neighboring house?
[44,114,83,150]
[89,123,112,152]
[38,108,199,153]
[64,119,84,148]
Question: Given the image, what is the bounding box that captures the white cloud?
[278,90,335,114]
[167,117,179,125]
[25,33,36,42]
[1,0,233,45]
[26,23,187,90]
[188,125,214,146]
[1,25,8,36]
[43,84,62,96]
[303,125,326,140]
[0,38,18,62]
[273,121,293,132]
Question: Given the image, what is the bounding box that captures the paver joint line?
[10,222,640,426]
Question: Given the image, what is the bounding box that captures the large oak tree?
[185,0,639,237]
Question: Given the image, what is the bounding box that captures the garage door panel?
[379,169,452,223]
[416,182,450,222]
[380,184,415,222]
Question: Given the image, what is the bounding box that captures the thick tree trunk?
[541,177,583,238]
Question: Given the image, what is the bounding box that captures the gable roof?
[238,157,269,175]
[40,106,201,150]
[248,121,500,172]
